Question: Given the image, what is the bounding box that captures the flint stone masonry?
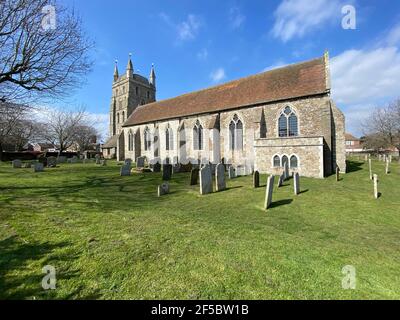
[120,164,131,176]
[264,175,275,210]
[200,165,213,195]
[158,183,169,197]
[294,173,300,195]
[162,164,172,181]
[12,160,22,168]
[190,168,199,185]
[253,171,260,188]
[215,164,226,192]
[33,163,44,172]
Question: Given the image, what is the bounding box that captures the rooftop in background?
[123,54,329,127]
[345,133,360,141]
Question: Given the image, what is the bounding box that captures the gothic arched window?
[290,155,298,169]
[166,126,174,151]
[229,114,243,150]
[122,111,125,123]
[144,127,151,151]
[273,155,281,167]
[282,155,289,168]
[128,131,134,151]
[193,120,203,150]
[117,113,120,124]
[278,106,298,137]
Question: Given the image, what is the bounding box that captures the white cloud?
[385,23,400,47]
[197,48,208,60]
[271,0,342,42]
[177,14,202,41]
[210,68,226,83]
[229,6,246,29]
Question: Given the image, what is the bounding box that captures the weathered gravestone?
[47,156,57,168]
[162,164,172,181]
[228,166,236,179]
[33,163,44,172]
[368,159,373,180]
[57,156,67,164]
[100,159,107,166]
[294,173,300,195]
[172,164,181,174]
[200,165,213,195]
[215,164,226,192]
[125,158,132,166]
[71,156,78,163]
[24,162,32,168]
[95,158,101,165]
[236,165,246,177]
[253,171,260,188]
[385,160,390,174]
[12,159,22,168]
[373,174,379,199]
[137,157,146,168]
[120,164,131,176]
[153,162,161,173]
[190,168,199,185]
[158,183,170,197]
[283,161,289,180]
[264,175,275,210]
[277,173,284,188]
[336,167,340,182]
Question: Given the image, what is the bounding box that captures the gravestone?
[365,154,368,162]
[57,156,67,164]
[120,164,131,176]
[33,163,44,172]
[385,160,390,174]
[71,156,78,164]
[100,159,107,166]
[228,166,236,179]
[294,172,300,195]
[236,165,246,177]
[277,173,284,188]
[389,155,392,163]
[158,183,170,197]
[368,159,373,180]
[95,157,101,165]
[137,157,146,168]
[47,156,57,168]
[153,162,161,173]
[200,165,213,195]
[190,168,199,185]
[12,159,22,168]
[215,164,226,192]
[24,162,32,168]
[283,161,289,180]
[125,158,132,166]
[172,164,181,174]
[336,167,340,182]
[162,164,172,181]
[253,171,260,188]
[373,174,379,199]
[264,175,275,210]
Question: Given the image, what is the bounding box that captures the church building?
[102,52,346,178]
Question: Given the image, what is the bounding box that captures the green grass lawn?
[0,158,399,300]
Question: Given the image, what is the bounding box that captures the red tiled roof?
[345,133,359,141]
[123,55,329,127]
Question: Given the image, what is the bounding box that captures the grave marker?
[264,175,275,210]
[200,165,213,195]
[215,164,226,192]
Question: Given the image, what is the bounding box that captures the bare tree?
[0,0,93,103]
[74,124,98,152]
[39,106,88,153]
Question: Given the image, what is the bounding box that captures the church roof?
[123,55,329,127]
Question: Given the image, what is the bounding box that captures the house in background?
[32,143,57,153]
[345,133,363,153]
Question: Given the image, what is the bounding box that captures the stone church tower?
[102,54,156,158]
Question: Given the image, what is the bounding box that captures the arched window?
[290,155,298,169]
[122,111,125,123]
[117,113,120,124]
[128,131,134,151]
[278,106,298,137]
[166,126,174,151]
[273,155,281,167]
[229,114,243,150]
[144,127,151,151]
[193,120,203,150]
[282,155,289,168]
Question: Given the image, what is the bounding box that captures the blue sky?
[60,0,400,139]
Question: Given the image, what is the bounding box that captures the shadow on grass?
[299,189,309,194]
[270,199,293,208]
[346,160,364,173]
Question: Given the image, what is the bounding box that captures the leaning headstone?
[277,173,284,188]
[385,160,390,174]
[200,165,213,195]
[228,166,236,179]
[153,162,161,173]
[283,161,289,180]
[124,158,132,166]
[162,164,172,181]
[215,164,226,192]
[47,156,57,168]
[373,174,379,199]
[368,159,373,180]
[294,173,300,195]
[33,163,44,172]
[137,157,146,168]
[190,168,199,185]
[158,182,170,197]
[253,171,260,188]
[12,159,22,168]
[336,167,340,182]
[264,175,275,210]
[120,164,131,176]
